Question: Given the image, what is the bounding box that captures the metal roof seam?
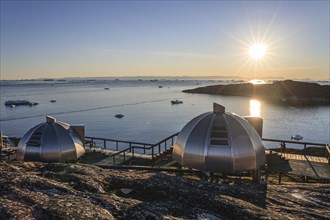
[203,113,216,171]
[182,112,212,167]
[223,113,235,173]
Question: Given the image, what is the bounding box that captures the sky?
[1,1,329,80]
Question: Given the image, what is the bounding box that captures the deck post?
[278,173,282,184]
[303,176,308,183]
[280,142,286,153]
[90,138,94,148]
[103,139,106,149]
[253,169,261,184]
[116,142,118,150]
[265,169,269,180]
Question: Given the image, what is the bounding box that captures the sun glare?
[249,79,265,84]
[249,44,267,60]
[249,99,261,117]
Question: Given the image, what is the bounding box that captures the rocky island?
[1,161,329,219]
[183,80,330,105]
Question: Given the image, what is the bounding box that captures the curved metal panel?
[183,113,213,170]
[70,132,85,159]
[57,124,77,162]
[17,116,85,162]
[205,113,233,172]
[225,114,255,172]
[16,122,44,161]
[173,104,266,174]
[40,124,61,162]
[172,112,210,165]
[206,145,232,172]
[233,114,266,168]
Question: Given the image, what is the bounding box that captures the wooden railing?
[262,138,329,161]
[85,133,179,165]
[262,138,329,179]
[111,133,179,165]
[0,135,18,160]
[85,136,153,151]
[262,138,327,155]
[85,134,328,166]
[262,138,326,147]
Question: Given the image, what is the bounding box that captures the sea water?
[1,79,329,148]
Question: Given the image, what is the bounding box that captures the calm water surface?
[1,80,329,147]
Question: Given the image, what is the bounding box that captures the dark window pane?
[210,139,228,145]
[211,131,228,138]
[213,125,226,131]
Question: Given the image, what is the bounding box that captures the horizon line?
[1,75,328,82]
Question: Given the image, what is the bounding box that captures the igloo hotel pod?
[172,103,266,174]
[17,116,85,162]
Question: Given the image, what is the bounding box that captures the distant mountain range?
[183,80,330,105]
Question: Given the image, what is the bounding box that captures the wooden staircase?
[152,147,177,167]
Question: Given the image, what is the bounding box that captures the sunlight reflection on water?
[249,99,261,117]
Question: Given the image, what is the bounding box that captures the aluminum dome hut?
[173,103,265,174]
[17,116,85,162]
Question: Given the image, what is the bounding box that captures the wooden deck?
[281,153,328,163]
[266,151,330,181]
[288,159,330,180]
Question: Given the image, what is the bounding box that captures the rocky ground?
[0,161,329,219]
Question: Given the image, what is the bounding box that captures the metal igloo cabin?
[172,103,266,174]
[17,116,85,162]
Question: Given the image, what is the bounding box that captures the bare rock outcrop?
[183,80,330,105]
[0,161,329,219]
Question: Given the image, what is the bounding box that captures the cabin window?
[210,139,228,146]
[211,131,228,138]
[213,125,226,131]
[27,131,42,146]
[210,124,229,146]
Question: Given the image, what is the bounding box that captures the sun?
[249,44,267,60]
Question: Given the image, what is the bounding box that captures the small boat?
[114,114,124,119]
[171,100,183,105]
[158,86,163,88]
[104,88,110,90]
[291,134,303,141]
[5,100,38,107]
[50,100,56,103]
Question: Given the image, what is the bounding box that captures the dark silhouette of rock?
[183,80,330,105]
[1,161,329,219]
